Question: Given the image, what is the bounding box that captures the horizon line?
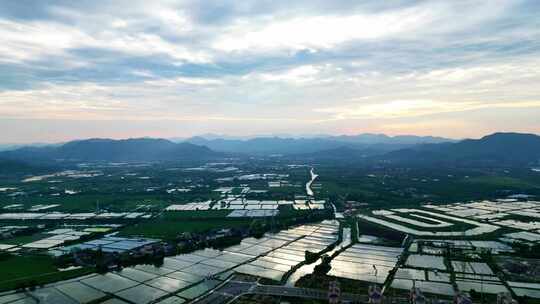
[2,131,540,146]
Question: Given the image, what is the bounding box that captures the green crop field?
[462,175,540,189]
[119,218,253,239]
[0,255,93,291]
[2,233,46,245]
[0,255,57,282]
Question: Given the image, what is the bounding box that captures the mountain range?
[380,132,540,166]
[184,134,452,155]
[0,133,539,167]
[0,138,221,163]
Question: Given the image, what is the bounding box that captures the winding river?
[306,168,318,197]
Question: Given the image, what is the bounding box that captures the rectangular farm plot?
[176,279,221,300]
[391,265,454,296]
[329,244,403,284]
[452,261,498,281]
[116,284,168,304]
[191,248,223,258]
[504,231,540,242]
[212,252,252,264]
[0,293,29,304]
[155,296,186,304]
[509,282,540,299]
[469,262,494,275]
[234,263,286,281]
[81,273,139,293]
[199,258,239,269]
[171,253,209,264]
[146,276,192,293]
[160,258,196,271]
[30,287,78,304]
[55,281,106,304]
[451,261,474,273]
[427,270,452,283]
[133,265,176,276]
[239,244,274,255]
[390,279,455,296]
[249,259,292,272]
[182,263,224,277]
[116,268,160,282]
[512,288,540,299]
[165,271,204,283]
[456,280,509,295]
[330,262,393,284]
[394,268,426,281]
[406,254,446,271]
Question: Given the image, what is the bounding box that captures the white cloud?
[145,76,223,86]
[131,70,156,78]
[0,12,210,65]
[315,99,540,120]
[211,0,517,54]
[212,8,434,52]
[0,19,92,64]
[1,0,539,140]
[253,65,321,83]
[97,32,211,62]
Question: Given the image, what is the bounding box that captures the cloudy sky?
[1,0,539,143]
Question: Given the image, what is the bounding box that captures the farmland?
[1,158,540,303]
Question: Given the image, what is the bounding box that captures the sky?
[1,0,540,143]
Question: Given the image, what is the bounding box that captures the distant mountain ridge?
[0,134,454,165]
[2,133,536,167]
[0,142,55,152]
[321,133,451,145]
[184,134,453,154]
[382,132,540,166]
[0,138,222,162]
